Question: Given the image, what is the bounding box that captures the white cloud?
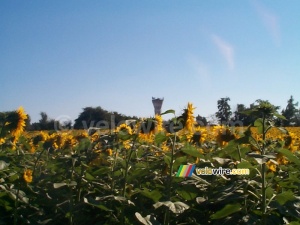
[211,35,235,70]
[253,0,280,46]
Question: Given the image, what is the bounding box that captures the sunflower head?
[215,126,236,145]
[32,131,49,145]
[139,118,156,134]
[155,114,164,132]
[266,161,276,172]
[106,148,113,156]
[23,169,33,183]
[177,102,195,131]
[4,107,28,140]
[115,123,133,135]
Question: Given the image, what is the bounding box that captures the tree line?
[11,95,300,131]
[211,95,300,127]
[26,106,139,131]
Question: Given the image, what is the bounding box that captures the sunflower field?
[1,102,300,225]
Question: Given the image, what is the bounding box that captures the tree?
[231,103,256,126]
[73,106,138,129]
[30,112,60,131]
[215,97,232,125]
[281,95,299,126]
[196,115,208,126]
[232,104,246,121]
[39,112,49,130]
[25,115,32,130]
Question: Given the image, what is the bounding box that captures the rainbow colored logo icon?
[176,165,196,177]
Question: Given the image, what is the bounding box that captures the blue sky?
[1,0,300,123]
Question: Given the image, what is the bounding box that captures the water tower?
[152,97,164,115]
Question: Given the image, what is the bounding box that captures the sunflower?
[214,126,236,146]
[63,134,77,149]
[185,102,195,132]
[32,131,49,145]
[266,160,276,172]
[155,114,164,132]
[106,148,113,156]
[0,138,5,145]
[115,123,133,135]
[23,169,33,183]
[11,106,28,139]
[284,132,297,152]
[177,102,196,141]
[138,118,157,143]
[276,153,288,165]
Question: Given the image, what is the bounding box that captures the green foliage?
[216,97,232,125]
[282,95,300,126]
[73,106,138,129]
[210,203,241,219]
[1,104,300,225]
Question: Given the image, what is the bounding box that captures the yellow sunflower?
[155,114,164,133]
[266,161,276,172]
[23,169,33,183]
[178,102,196,141]
[11,106,28,139]
[106,148,113,156]
[115,123,133,135]
[185,102,195,132]
[0,138,5,145]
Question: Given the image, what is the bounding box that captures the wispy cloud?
[211,35,235,70]
[253,0,280,46]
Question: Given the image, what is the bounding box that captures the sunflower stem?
[164,132,177,225]
[261,114,267,225]
[13,182,20,225]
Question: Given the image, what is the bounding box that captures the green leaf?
[153,201,189,214]
[164,155,171,166]
[173,156,187,170]
[8,173,19,182]
[289,222,300,225]
[0,160,9,170]
[212,157,231,165]
[181,144,202,158]
[235,126,252,144]
[211,203,241,219]
[265,187,274,199]
[246,153,268,164]
[36,219,52,224]
[160,109,175,115]
[276,191,296,205]
[53,183,67,189]
[94,195,126,202]
[274,112,286,120]
[221,140,238,154]
[141,188,162,202]
[176,185,198,200]
[85,172,95,181]
[154,132,167,144]
[118,131,131,140]
[135,213,160,225]
[83,197,112,211]
[254,118,263,134]
[276,127,288,134]
[92,167,111,176]
[237,161,253,169]
[277,148,300,165]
